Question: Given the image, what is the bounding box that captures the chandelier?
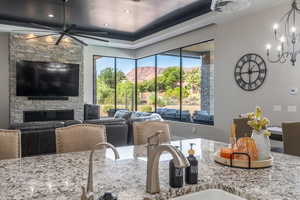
[266,0,300,66]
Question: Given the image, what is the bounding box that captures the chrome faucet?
[146,131,190,194]
[81,142,120,200]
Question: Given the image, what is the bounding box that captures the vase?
[251,130,271,160]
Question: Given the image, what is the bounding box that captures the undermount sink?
[172,189,246,200]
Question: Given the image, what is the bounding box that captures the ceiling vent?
[211,0,251,13]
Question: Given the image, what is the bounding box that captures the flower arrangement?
[246,106,271,136]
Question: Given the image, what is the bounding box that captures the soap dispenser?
[169,146,184,188]
[98,192,117,200]
[185,143,198,184]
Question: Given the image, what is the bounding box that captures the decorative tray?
[214,151,273,169]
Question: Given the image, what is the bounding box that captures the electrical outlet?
[288,106,297,112]
[273,105,282,112]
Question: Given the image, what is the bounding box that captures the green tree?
[98,67,126,88]
[157,67,181,90]
[148,94,167,107]
[184,68,201,92]
[165,87,189,100]
[96,79,114,104]
[117,80,135,109]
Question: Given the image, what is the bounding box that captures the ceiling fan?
[16,0,109,46]
[211,0,251,13]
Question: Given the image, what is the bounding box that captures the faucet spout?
[146,144,190,194]
[81,142,120,200]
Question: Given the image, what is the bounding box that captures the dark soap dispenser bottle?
[169,146,184,188]
[185,143,198,184]
[98,192,117,200]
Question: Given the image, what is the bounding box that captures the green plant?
[140,105,153,112]
[103,105,114,113]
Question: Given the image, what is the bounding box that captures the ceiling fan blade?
[12,30,53,33]
[30,22,58,31]
[25,33,58,40]
[55,33,65,45]
[65,34,88,46]
[218,1,233,6]
[70,30,108,35]
[71,33,109,42]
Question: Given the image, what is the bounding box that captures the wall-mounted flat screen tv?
[16,60,79,97]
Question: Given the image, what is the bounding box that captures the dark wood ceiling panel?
[0,0,212,41]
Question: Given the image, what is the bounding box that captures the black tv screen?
[16,61,79,97]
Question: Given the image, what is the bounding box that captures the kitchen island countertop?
[1,138,300,200]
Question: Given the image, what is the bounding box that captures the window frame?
[93,39,214,125]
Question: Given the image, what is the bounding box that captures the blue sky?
[96,55,201,75]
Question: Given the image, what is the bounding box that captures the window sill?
[164,119,214,126]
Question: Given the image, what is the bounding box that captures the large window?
[94,56,115,117]
[116,58,135,111]
[137,56,155,112]
[157,50,181,120]
[181,46,203,123]
[94,40,214,124]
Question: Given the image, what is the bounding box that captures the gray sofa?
[83,118,128,147]
[83,104,129,146]
[114,110,163,144]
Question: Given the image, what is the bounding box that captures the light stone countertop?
[1,138,300,200]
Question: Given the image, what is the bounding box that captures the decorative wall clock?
[234,54,267,91]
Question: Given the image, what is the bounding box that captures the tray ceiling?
[0,0,211,41]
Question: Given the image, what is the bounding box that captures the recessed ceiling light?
[48,14,55,18]
[124,9,130,14]
[104,23,109,27]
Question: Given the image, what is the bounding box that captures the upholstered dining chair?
[233,118,253,139]
[0,129,21,160]
[55,124,106,153]
[133,121,171,145]
[282,122,300,156]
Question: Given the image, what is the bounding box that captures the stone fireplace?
[9,34,84,124]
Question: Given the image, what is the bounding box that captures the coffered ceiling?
[0,0,211,41]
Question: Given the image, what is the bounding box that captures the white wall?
[0,33,9,128]
[83,45,135,104]
[214,2,300,141]
[135,25,216,58]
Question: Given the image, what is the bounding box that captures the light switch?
[273,105,282,112]
[192,126,197,134]
[288,106,297,112]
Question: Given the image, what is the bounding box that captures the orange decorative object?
[220,148,233,159]
[235,137,258,161]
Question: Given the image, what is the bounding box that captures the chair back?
[56,124,106,153]
[133,121,171,145]
[233,118,252,139]
[0,129,21,160]
[282,122,300,156]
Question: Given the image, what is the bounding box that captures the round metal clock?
[234,54,267,91]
